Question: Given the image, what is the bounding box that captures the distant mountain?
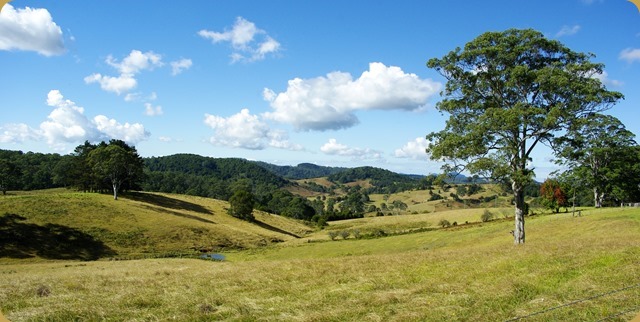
[254,161,346,179]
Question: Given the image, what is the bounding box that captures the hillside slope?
[0,190,312,260]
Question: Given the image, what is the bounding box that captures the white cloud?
[170,58,192,75]
[39,90,149,150]
[0,123,40,143]
[124,91,157,102]
[41,90,102,148]
[555,25,581,38]
[320,138,384,161]
[85,50,163,95]
[0,4,65,56]
[591,70,623,87]
[263,62,442,131]
[158,136,173,142]
[92,115,150,144]
[395,137,430,160]
[203,109,301,150]
[199,17,259,48]
[619,48,640,63]
[144,103,163,116]
[106,50,163,75]
[1,90,150,150]
[198,17,281,63]
[84,73,137,95]
[253,36,280,61]
[124,92,141,102]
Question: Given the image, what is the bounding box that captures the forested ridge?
[143,154,288,200]
[254,161,346,179]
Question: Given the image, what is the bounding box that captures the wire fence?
[505,283,640,321]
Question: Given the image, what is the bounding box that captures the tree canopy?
[426,28,623,244]
[88,141,144,200]
[556,114,640,207]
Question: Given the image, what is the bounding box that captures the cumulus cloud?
[320,138,384,161]
[263,62,442,131]
[41,90,102,148]
[555,25,581,38]
[198,17,281,63]
[204,109,302,150]
[84,73,137,95]
[93,115,150,144]
[619,48,640,63]
[85,50,163,95]
[40,90,149,150]
[106,50,163,74]
[0,90,150,150]
[394,137,430,160]
[170,58,192,75]
[0,4,65,56]
[0,123,40,144]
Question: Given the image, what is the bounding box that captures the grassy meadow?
[1,190,639,321]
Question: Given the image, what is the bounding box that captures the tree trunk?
[112,182,119,200]
[513,181,525,244]
[594,188,603,208]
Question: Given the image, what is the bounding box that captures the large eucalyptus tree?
[425,29,623,244]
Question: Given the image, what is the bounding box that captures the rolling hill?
[0,189,312,260]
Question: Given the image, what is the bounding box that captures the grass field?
[1,190,639,321]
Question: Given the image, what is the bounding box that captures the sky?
[1,0,639,179]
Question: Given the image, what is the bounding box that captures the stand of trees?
[55,140,144,199]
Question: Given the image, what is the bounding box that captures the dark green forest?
[254,161,346,179]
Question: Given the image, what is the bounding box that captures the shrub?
[438,219,451,228]
[352,229,361,239]
[373,229,387,237]
[481,209,494,222]
[316,216,328,228]
[36,285,51,297]
[339,230,350,240]
[429,193,443,201]
[328,231,338,240]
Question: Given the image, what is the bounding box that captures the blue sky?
[1,0,639,179]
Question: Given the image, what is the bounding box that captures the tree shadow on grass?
[123,192,212,215]
[253,219,301,239]
[139,204,216,224]
[0,213,116,260]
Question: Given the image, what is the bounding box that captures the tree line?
[1,140,143,199]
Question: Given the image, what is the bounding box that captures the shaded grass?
[1,207,638,321]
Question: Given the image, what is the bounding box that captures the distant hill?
[143,154,289,200]
[254,162,346,179]
[327,166,421,193]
